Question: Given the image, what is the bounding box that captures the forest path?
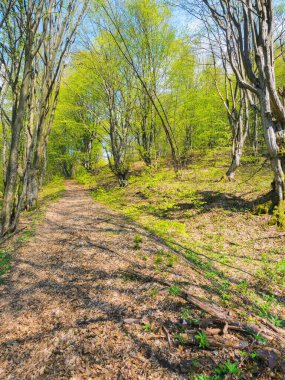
[0,181,204,380]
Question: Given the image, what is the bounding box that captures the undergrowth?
[90,155,285,327]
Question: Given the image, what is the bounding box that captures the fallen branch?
[122,269,285,348]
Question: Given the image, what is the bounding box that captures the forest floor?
[0,157,285,379]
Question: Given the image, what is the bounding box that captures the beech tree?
[97,0,181,171]
[211,42,249,180]
[188,0,285,203]
[24,0,89,211]
[0,0,47,235]
[0,1,15,30]
[0,0,88,236]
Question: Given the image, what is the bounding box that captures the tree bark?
[1,54,32,235]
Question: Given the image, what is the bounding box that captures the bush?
[74,166,96,188]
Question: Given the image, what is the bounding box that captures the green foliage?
[168,285,181,296]
[214,361,240,378]
[270,200,285,228]
[180,308,199,325]
[251,332,267,344]
[192,360,240,380]
[253,200,272,215]
[174,333,187,345]
[47,0,232,181]
[133,235,143,249]
[193,375,211,380]
[75,166,96,188]
[142,323,152,332]
[0,251,11,284]
[40,176,66,204]
[195,330,209,349]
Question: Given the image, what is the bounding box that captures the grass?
[39,176,66,204]
[74,166,97,189]
[86,150,285,326]
[0,250,10,284]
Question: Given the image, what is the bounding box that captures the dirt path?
[1,181,212,380]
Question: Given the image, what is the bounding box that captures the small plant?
[194,374,211,380]
[168,285,181,296]
[221,292,230,301]
[154,255,163,266]
[167,255,175,267]
[155,249,165,256]
[133,235,143,250]
[166,253,178,267]
[142,323,151,332]
[252,332,267,344]
[249,351,257,359]
[149,288,158,298]
[214,360,240,377]
[180,308,199,325]
[180,308,192,321]
[195,330,209,349]
[174,333,187,345]
[0,251,11,284]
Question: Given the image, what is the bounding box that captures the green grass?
[0,250,11,284]
[74,166,97,188]
[39,176,66,204]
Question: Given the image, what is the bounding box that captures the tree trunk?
[226,143,243,181]
[252,110,259,156]
[225,97,248,181]
[1,56,32,235]
[259,91,285,203]
[26,170,39,211]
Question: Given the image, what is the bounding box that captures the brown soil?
[0,182,282,379]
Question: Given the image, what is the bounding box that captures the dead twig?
[162,325,172,348]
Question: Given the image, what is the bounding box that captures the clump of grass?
[149,288,158,298]
[168,285,181,296]
[0,251,11,284]
[133,235,143,250]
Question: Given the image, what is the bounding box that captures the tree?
[189,0,285,203]
[0,0,88,236]
[97,0,181,171]
[24,0,89,211]
[0,0,47,235]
